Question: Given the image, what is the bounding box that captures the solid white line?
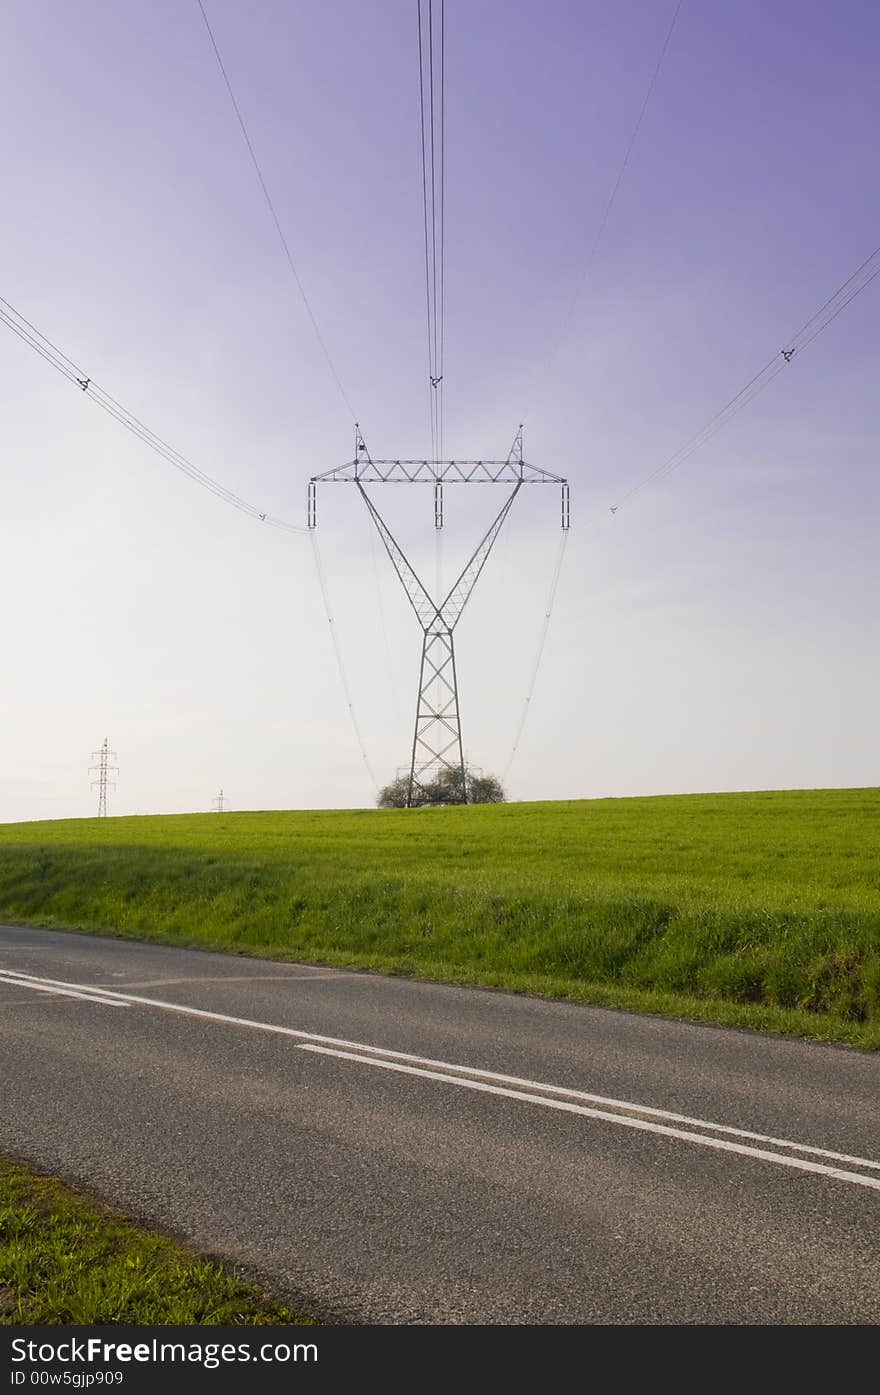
[3,965,879,1183]
[298,1044,880,1193]
[0,973,127,1008]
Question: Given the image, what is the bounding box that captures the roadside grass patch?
[0,787,878,1046]
[0,1160,316,1325]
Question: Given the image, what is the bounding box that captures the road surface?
[2,923,880,1323]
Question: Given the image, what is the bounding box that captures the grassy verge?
[1,788,879,1048]
[0,1158,315,1325]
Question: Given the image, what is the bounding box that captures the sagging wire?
[196,0,358,422]
[526,0,682,413]
[367,510,406,729]
[417,0,445,462]
[0,291,382,792]
[503,528,569,781]
[0,295,306,535]
[310,530,380,792]
[609,238,880,513]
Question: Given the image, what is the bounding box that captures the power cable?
[503,529,569,780]
[417,0,445,461]
[586,1,683,301]
[367,510,405,728]
[196,0,358,421]
[429,2,439,401]
[0,291,385,786]
[610,239,880,512]
[310,531,380,790]
[197,0,396,786]
[504,236,880,776]
[417,0,435,461]
[527,0,682,410]
[503,5,680,769]
[0,294,306,534]
[439,0,446,463]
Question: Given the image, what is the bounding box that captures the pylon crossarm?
[439,481,521,630]
[357,483,439,629]
[311,459,566,485]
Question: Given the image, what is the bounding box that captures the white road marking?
[0,973,127,1008]
[298,1044,880,1193]
[3,964,879,1188]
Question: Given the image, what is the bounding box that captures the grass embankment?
[0,788,878,1046]
[0,1159,313,1325]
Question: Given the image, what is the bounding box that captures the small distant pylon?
[212,788,226,813]
[89,738,118,818]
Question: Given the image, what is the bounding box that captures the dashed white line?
[0,972,127,1008]
[298,1044,880,1192]
[3,964,880,1191]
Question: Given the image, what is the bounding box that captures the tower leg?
[407,626,467,806]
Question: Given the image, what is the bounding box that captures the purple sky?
[2,1,878,819]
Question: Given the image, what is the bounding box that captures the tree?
[376,775,412,809]
[430,766,468,804]
[376,766,506,808]
[467,772,506,804]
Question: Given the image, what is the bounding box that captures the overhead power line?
[587,0,683,295]
[504,234,880,774]
[503,528,569,781]
[417,0,446,463]
[0,292,381,785]
[309,531,380,791]
[196,0,358,421]
[610,238,880,512]
[501,3,679,749]
[0,294,306,534]
[528,0,682,408]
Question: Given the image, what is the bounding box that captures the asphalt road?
[2,923,880,1324]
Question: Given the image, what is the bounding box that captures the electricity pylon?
[213,789,226,812]
[89,738,118,818]
[309,428,569,807]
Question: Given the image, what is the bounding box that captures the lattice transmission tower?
[309,427,569,806]
[213,788,226,813]
[89,738,118,818]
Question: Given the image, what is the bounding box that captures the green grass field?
[1,787,879,1046]
[0,1159,315,1325]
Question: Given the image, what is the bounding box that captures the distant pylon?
[212,788,226,813]
[89,738,118,818]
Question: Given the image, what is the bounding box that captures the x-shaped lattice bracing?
[357,483,523,803]
[311,427,568,806]
[358,482,521,636]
